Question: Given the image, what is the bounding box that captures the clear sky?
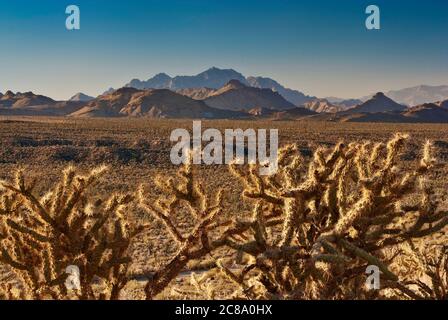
[0,0,447,100]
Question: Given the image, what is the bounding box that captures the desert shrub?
[0,166,146,299]
[50,147,85,162]
[391,239,448,299]
[94,139,118,147]
[138,153,226,299]
[0,133,447,300]
[202,133,448,299]
[112,147,143,163]
[13,137,39,147]
[13,137,73,148]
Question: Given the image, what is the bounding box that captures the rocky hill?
[343,92,407,114]
[203,80,296,111]
[69,93,94,102]
[303,99,346,113]
[70,87,246,119]
[0,91,55,108]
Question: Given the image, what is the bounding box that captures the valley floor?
[1,116,447,299]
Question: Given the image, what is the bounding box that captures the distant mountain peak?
[69,92,94,102]
[204,80,295,111]
[344,93,406,114]
[102,87,116,95]
[247,76,282,87]
[204,66,237,73]
[151,73,172,81]
[194,67,247,83]
[114,87,140,95]
[224,79,247,89]
[362,85,448,106]
[124,67,248,91]
[247,76,315,106]
[373,92,386,98]
[154,72,171,77]
[120,67,316,106]
[437,99,448,109]
[0,90,55,108]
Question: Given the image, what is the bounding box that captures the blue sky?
[0,0,447,100]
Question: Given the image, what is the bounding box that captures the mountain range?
[361,85,448,106]
[120,68,448,108]
[343,92,407,114]
[1,67,448,122]
[125,67,249,91]
[1,83,446,123]
[0,91,84,116]
[70,87,246,119]
[70,80,313,119]
[0,91,55,108]
[119,67,315,107]
[335,103,448,123]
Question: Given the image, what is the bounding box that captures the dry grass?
[0,117,447,300]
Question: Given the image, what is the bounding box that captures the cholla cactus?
[138,152,226,299]
[0,166,145,300]
[391,240,448,299]
[220,133,448,299]
[138,150,291,299]
[1,134,446,300]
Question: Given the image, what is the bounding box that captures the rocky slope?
[317,99,448,123]
[303,99,346,113]
[343,92,407,114]
[69,93,94,102]
[203,80,296,111]
[0,91,55,108]
[176,87,216,100]
[70,87,245,119]
[246,76,315,106]
[362,85,448,106]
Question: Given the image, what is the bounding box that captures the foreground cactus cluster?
[0,166,146,299]
[0,133,447,300]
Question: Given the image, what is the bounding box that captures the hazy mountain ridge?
[2,73,448,122]
[316,95,448,123]
[246,76,315,106]
[120,67,314,106]
[111,67,448,112]
[437,100,448,109]
[343,92,407,114]
[125,67,249,91]
[69,93,94,102]
[362,85,448,106]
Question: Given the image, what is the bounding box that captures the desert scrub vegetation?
[0,133,447,300]
[213,133,448,299]
[0,166,147,299]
